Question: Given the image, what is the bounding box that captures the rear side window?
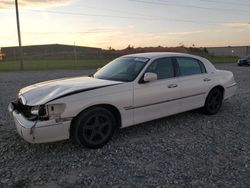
[176,57,206,76]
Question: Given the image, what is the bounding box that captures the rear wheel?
[71,107,116,149]
[203,87,223,115]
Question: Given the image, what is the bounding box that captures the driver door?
[133,57,181,124]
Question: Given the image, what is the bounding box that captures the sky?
[0,0,250,49]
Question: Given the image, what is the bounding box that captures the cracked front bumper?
[8,103,71,144]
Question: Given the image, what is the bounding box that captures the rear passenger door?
[133,57,181,124]
[175,57,212,112]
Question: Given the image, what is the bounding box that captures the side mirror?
[143,72,157,83]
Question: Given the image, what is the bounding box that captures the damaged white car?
[9,52,237,148]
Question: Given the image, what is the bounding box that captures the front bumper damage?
[8,101,71,144]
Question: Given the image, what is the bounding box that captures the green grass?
[0,55,239,71]
[0,58,113,71]
[205,55,239,64]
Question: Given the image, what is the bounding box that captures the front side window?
[94,57,149,82]
[146,57,175,80]
[176,57,206,76]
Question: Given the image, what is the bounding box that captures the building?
[1,44,102,61]
[207,46,250,58]
[0,48,5,61]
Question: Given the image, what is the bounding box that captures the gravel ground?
[0,64,249,187]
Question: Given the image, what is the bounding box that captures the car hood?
[19,76,122,106]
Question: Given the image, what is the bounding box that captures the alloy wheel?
[82,113,113,145]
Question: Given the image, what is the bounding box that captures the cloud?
[163,31,203,36]
[18,28,204,49]
[223,22,250,29]
[0,0,73,9]
[0,1,12,8]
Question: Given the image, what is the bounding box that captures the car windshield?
[93,57,149,82]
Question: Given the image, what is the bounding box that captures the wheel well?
[98,104,122,128]
[71,104,122,132]
[210,85,225,98]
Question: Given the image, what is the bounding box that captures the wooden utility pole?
[15,0,24,70]
[74,42,77,62]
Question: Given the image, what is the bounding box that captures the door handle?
[203,78,211,82]
[167,84,178,88]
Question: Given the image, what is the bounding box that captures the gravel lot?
[0,64,249,187]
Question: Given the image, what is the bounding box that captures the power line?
[76,5,151,18]
[72,4,246,24]
[3,0,250,14]
[199,0,250,7]
[129,0,250,13]
[26,9,153,20]
[22,8,231,25]
[2,4,248,26]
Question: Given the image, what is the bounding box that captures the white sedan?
[8,52,237,148]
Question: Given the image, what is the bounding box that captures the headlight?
[30,104,65,120]
[30,105,47,117]
[30,106,39,115]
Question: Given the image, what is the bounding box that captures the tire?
[71,107,117,149]
[203,87,223,115]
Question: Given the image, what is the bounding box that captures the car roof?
[122,52,217,73]
[122,52,199,59]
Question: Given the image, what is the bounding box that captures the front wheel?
[71,107,116,149]
[203,88,223,115]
